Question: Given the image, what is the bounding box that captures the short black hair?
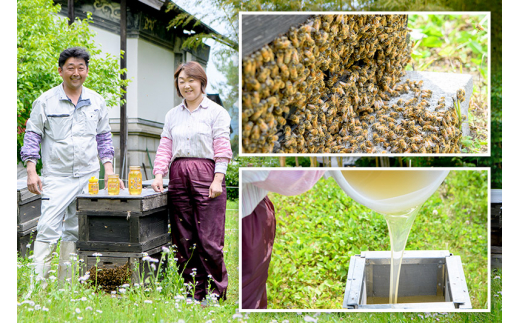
[58,47,90,68]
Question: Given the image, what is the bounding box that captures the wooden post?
[120,0,128,179]
[295,157,299,167]
[68,0,74,25]
[336,157,343,168]
[279,157,286,167]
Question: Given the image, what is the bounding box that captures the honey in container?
[107,174,120,195]
[128,166,142,195]
[88,176,99,195]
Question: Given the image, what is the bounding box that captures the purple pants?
[242,196,276,309]
[168,158,228,300]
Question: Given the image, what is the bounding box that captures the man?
[20,47,124,286]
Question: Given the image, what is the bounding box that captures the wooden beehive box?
[78,244,170,286]
[17,178,41,232]
[76,189,170,253]
[17,227,37,258]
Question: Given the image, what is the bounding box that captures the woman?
[151,61,232,303]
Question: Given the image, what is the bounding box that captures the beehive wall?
[241,14,463,154]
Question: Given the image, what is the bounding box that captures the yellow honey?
[107,174,120,196]
[88,176,98,195]
[128,166,142,195]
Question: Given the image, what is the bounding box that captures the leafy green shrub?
[226,159,239,200]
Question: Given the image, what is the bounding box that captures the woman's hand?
[152,174,164,192]
[103,162,125,189]
[209,173,224,198]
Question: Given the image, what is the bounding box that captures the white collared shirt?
[160,96,231,173]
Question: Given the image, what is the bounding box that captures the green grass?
[266,171,488,309]
[17,200,239,322]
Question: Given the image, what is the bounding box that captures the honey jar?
[107,174,120,195]
[88,176,99,195]
[128,166,142,195]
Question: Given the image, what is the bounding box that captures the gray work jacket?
[25,83,112,177]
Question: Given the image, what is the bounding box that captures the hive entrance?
[87,263,131,293]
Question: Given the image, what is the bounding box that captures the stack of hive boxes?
[76,189,171,284]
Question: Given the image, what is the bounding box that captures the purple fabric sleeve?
[96,132,115,160]
[20,131,42,162]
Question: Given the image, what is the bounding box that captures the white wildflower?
[34,305,41,310]
[86,307,92,311]
[144,300,153,304]
[92,253,102,257]
[304,315,317,322]
[75,308,81,313]
[232,314,243,319]
[143,256,159,263]
[21,300,35,306]
[96,310,103,313]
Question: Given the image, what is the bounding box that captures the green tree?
[17,0,130,168]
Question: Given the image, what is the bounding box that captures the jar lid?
[129,166,141,171]
[89,176,97,182]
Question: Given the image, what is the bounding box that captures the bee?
[274,37,292,50]
[398,139,407,150]
[243,121,254,138]
[275,115,286,126]
[475,23,485,32]
[260,46,274,62]
[456,88,466,102]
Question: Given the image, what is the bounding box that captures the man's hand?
[209,173,224,198]
[103,162,125,189]
[151,174,164,192]
[26,161,42,195]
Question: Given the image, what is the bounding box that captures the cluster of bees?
[241,14,465,154]
[87,263,130,293]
